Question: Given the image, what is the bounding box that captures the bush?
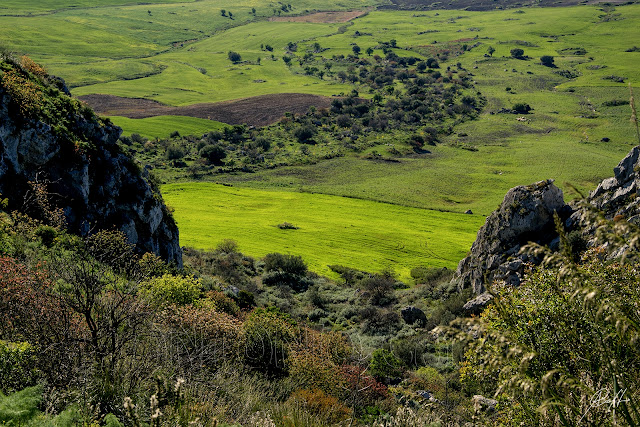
[228,51,242,63]
[262,270,314,293]
[139,274,202,307]
[0,341,40,394]
[202,290,240,316]
[0,386,42,425]
[369,348,404,382]
[277,222,298,230]
[286,389,351,424]
[243,308,297,376]
[510,48,525,59]
[512,102,532,114]
[293,125,316,144]
[166,145,184,160]
[540,55,554,67]
[263,253,307,276]
[360,274,396,306]
[85,230,137,274]
[199,144,226,165]
[130,133,146,144]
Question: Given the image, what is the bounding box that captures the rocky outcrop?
[589,145,640,222]
[455,145,640,301]
[454,179,569,294]
[0,59,181,266]
[462,292,493,314]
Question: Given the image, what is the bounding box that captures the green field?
[110,115,227,139]
[162,183,485,281]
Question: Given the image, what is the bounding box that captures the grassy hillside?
[162,183,485,280]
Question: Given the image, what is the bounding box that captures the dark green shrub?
[293,125,316,144]
[199,144,226,165]
[369,348,403,382]
[34,225,57,248]
[130,133,146,144]
[263,253,307,276]
[263,270,314,293]
[540,55,555,67]
[0,341,40,394]
[512,102,532,114]
[227,51,242,63]
[510,48,525,59]
[165,145,184,160]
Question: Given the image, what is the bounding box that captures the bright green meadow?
[162,183,485,280]
[110,115,227,139]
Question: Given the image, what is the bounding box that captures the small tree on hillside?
[228,51,242,63]
[199,144,226,165]
[510,48,525,59]
[540,55,555,67]
[487,46,495,57]
[352,44,361,55]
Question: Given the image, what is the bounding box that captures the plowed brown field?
[268,10,367,23]
[78,93,335,127]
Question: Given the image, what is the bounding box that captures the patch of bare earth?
[268,10,367,23]
[78,93,335,127]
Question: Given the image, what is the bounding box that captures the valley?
[0,0,639,424]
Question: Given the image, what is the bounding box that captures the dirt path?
[268,10,367,23]
[78,93,335,127]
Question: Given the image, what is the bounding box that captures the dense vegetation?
[0,187,479,425]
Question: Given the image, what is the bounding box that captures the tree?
[487,46,495,57]
[426,57,439,68]
[220,9,226,16]
[366,46,374,56]
[540,55,555,67]
[199,144,226,165]
[293,125,316,144]
[282,55,292,66]
[352,44,361,55]
[512,102,532,114]
[251,7,256,14]
[510,48,525,59]
[228,11,233,19]
[227,51,242,63]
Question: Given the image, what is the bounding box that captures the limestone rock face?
[454,180,569,294]
[589,145,640,223]
[0,72,182,266]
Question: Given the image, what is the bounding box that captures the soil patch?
[78,93,335,127]
[268,10,367,23]
[379,0,585,11]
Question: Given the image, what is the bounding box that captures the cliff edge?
[0,55,181,266]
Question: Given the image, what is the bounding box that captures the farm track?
[78,93,335,127]
[268,10,368,23]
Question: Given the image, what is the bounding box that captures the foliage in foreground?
[457,210,640,426]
